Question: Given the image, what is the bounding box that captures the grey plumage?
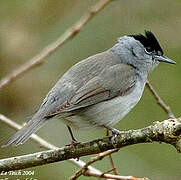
[2,31,176,147]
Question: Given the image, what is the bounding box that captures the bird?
[2,30,176,147]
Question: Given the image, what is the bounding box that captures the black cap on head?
[129,31,163,55]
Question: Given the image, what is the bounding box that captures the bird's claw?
[110,128,121,147]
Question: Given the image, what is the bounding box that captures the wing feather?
[45,64,136,117]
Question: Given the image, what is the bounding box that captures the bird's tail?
[2,117,48,147]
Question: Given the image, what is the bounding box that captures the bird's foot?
[110,128,121,147]
[111,128,121,136]
[72,139,81,146]
[103,126,121,147]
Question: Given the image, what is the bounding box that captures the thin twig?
[70,148,148,179]
[69,149,119,180]
[106,129,119,175]
[86,171,149,180]
[101,168,116,175]
[71,148,148,179]
[0,0,113,89]
[0,117,180,172]
[146,80,175,118]
[0,114,101,175]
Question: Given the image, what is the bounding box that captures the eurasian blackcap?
[2,31,176,147]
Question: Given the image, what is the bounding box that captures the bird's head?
[112,31,176,73]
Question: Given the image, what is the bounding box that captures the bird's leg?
[67,125,79,145]
[103,125,121,146]
[67,126,80,161]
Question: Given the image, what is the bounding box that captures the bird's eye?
[145,47,153,55]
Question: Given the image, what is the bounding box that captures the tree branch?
[0,0,113,89]
[0,117,180,172]
[146,80,175,118]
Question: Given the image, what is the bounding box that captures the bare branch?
[70,148,148,180]
[69,149,119,180]
[85,171,149,180]
[0,0,113,89]
[146,80,175,118]
[0,117,180,172]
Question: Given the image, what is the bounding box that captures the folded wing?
[45,63,137,117]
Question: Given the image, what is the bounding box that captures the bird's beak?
[155,55,176,64]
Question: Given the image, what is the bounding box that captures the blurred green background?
[0,0,181,179]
